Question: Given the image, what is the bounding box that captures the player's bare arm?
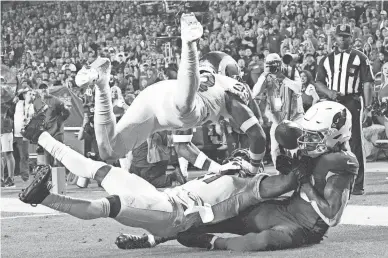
[300,172,355,226]
[226,92,266,174]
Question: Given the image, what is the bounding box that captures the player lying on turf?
[19,114,305,241]
[116,101,359,252]
[74,14,266,176]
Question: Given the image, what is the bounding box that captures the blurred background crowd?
[1,0,388,187]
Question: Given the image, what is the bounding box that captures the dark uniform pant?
[129,160,172,188]
[337,94,365,191]
[185,199,328,250]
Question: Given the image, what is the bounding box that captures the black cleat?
[4,177,15,188]
[19,165,52,206]
[115,233,153,249]
[177,232,216,250]
[21,111,46,144]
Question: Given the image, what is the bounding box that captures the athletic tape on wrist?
[194,151,208,169]
[209,236,219,250]
[172,134,193,143]
[147,234,156,247]
[208,161,222,173]
[240,117,259,132]
[249,150,265,161]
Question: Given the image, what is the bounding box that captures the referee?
[315,24,374,196]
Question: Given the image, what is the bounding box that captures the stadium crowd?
[1,0,388,188]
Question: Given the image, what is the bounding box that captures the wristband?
[208,161,222,173]
[194,152,207,169]
[249,150,265,161]
[147,234,156,247]
[209,236,219,250]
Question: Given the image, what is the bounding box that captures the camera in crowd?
[265,54,282,74]
[282,52,304,65]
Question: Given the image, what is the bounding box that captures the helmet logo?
[331,109,347,130]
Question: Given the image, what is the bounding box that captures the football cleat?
[4,177,15,188]
[21,111,46,144]
[180,13,203,42]
[177,232,216,250]
[115,233,154,249]
[19,165,52,206]
[75,57,111,88]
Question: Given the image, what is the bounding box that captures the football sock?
[178,157,189,178]
[175,41,200,110]
[38,132,105,179]
[42,194,110,220]
[94,79,115,125]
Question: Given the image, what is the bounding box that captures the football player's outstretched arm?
[174,129,239,174]
[227,93,266,174]
[258,172,297,198]
[300,172,355,226]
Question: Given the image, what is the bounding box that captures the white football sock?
[38,132,105,179]
[42,194,110,220]
[178,157,189,177]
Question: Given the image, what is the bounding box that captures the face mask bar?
[297,129,327,153]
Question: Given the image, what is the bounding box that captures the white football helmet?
[199,51,241,79]
[297,101,352,157]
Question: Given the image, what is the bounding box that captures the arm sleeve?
[315,56,328,84]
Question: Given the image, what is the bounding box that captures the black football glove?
[276,154,313,186]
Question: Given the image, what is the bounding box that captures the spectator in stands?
[373,52,387,75]
[373,62,388,138]
[111,85,128,122]
[35,83,70,166]
[13,87,35,181]
[1,94,16,187]
[300,70,320,112]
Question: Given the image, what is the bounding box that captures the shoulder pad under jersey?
[319,151,359,177]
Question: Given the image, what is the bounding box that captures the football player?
[19,118,300,242]
[75,14,266,176]
[117,101,359,252]
[172,51,264,178]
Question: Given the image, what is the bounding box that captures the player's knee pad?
[106,195,121,218]
[94,165,113,185]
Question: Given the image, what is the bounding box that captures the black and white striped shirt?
[316,49,374,95]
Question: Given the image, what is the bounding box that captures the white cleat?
[180,13,203,42]
[75,57,111,87]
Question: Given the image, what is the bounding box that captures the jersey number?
[228,83,251,105]
[197,174,223,184]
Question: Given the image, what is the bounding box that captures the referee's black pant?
[337,94,365,191]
